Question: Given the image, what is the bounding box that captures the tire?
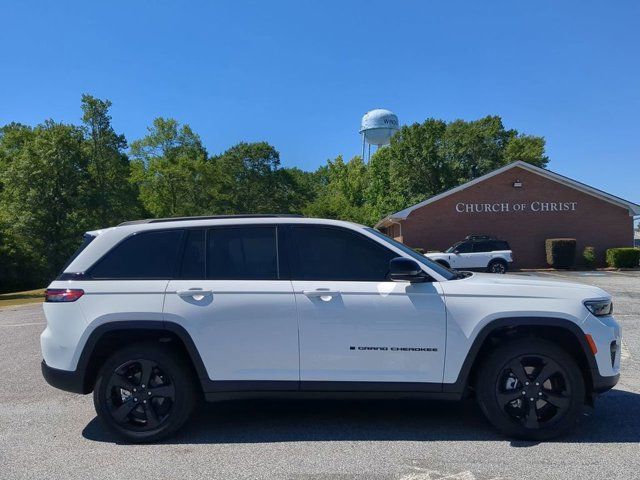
[93,342,197,443]
[476,337,585,440]
[487,259,508,274]
[436,260,450,269]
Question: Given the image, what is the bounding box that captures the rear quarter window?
[89,230,184,279]
[491,241,510,251]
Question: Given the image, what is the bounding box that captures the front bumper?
[41,360,88,394]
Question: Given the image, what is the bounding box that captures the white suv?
[41,215,621,442]
[425,236,513,273]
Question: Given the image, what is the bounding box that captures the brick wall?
[394,166,634,268]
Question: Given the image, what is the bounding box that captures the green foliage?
[545,238,577,269]
[583,246,596,267]
[215,142,289,214]
[304,156,375,224]
[1,120,91,284]
[606,248,640,268]
[130,117,212,218]
[0,97,139,291]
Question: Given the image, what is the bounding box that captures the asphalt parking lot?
[1,271,638,480]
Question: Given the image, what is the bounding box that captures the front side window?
[90,230,184,279]
[366,228,456,280]
[207,226,278,280]
[290,226,396,281]
[454,241,473,253]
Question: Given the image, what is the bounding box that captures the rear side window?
[207,226,278,280]
[179,229,205,279]
[290,226,396,281]
[90,230,184,279]
[473,241,493,253]
[491,240,510,251]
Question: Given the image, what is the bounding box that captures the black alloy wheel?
[495,354,571,430]
[476,338,585,440]
[106,359,176,430]
[94,343,196,443]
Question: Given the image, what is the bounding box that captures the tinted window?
[90,230,183,279]
[491,240,510,251]
[207,227,278,280]
[179,229,205,279]
[366,228,455,280]
[291,226,396,281]
[473,241,493,253]
[455,241,473,253]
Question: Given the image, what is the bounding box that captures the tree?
[81,95,141,227]
[304,156,374,224]
[214,142,285,214]
[0,121,91,283]
[130,118,212,217]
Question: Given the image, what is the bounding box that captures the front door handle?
[176,289,212,300]
[302,289,341,301]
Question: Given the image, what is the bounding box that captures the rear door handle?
[176,289,212,300]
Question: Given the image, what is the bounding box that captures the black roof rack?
[118,214,304,226]
[464,234,498,241]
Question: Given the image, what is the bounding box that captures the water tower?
[360,108,399,161]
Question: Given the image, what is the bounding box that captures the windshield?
[445,242,461,253]
[366,228,457,280]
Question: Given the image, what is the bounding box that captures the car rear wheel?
[93,342,197,443]
[476,338,585,440]
[487,259,507,274]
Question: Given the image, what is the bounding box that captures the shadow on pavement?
[82,388,640,445]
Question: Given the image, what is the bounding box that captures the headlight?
[584,299,613,316]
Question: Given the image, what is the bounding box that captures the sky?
[1,0,639,210]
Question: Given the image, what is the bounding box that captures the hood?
[442,272,610,301]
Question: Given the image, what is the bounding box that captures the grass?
[0,288,45,308]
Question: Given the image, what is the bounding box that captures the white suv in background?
[41,215,620,443]
[425,236,513,273]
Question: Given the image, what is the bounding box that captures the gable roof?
[375,160,640,228]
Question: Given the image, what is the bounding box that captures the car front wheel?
[93,342,197,443]
[476,338,585,440]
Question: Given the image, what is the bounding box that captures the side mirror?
[389,257,428,283]
[453,249,460,254]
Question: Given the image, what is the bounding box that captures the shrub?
[545,238,576,268]
[413,247,425,254]
[583,246,596,268]
[606,248,640,268]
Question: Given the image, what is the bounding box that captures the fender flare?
[76,320,210,393]
[442,316,597,394]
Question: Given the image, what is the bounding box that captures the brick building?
[375,161,640,268]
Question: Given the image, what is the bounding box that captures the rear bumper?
[41,360,88,394]
[591,370,619,394]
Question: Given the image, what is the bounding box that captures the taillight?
[44,288,84,302]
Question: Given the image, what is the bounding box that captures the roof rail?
[118,214,304,226]
[464,234,497,241]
